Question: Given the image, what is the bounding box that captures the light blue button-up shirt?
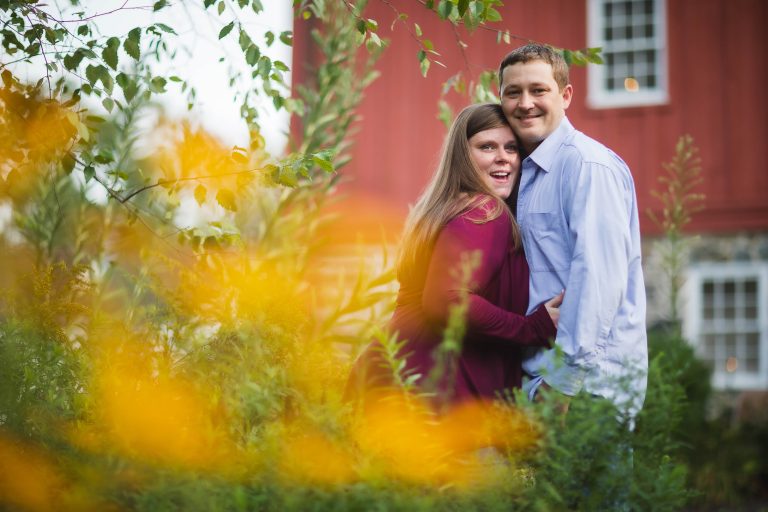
[518,117,648,415]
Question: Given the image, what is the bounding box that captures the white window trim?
[683,262,768,390]
[586,0,669,109]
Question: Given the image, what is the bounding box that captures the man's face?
[500,60,573,154]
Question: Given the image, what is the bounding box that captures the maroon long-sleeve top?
[349,202,555,406]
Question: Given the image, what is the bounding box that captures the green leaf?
[277,166,298,187]
[239,29,252,51]
[437,0,453,19]
[101,70,114,94]
[102,36,120,70]
[1,69,12,88]
[83,165,95,183]
[61,153,76,174]
[194,184,206,206]
[312,154,334,174]
[420,56,430,77]
[245,45,260,66]
[257,56,271,78]
[44,27,57,44]
[203,0,215,7]
[77,25,89,36]
[217,0,225,15]
[366,32,382,52]
[102,97,115,112]
[149,76,167,93]
[155,23,177,34]
[457,0,469,16]
[216,188,237,211]
[356,19,366,34]
[62,51,80,71]
[153,0,168,11]
[279,31,293,46]
[218,21,234,39]
[265,31,275,46]
[85,64,99,86]
[252,0,264,13]
[80,47,98,59]
[562,49,573,65]
[485,7,502,22]
[230,147,248,163]
[116,72,138,103]
[414,23,422,37]
[124,28,141,60]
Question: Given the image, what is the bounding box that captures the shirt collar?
[526,116,574,173]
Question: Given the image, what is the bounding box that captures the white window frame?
[587,0,669,108]
[683,262,768,390]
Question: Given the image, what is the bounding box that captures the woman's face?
[467,125,520,199]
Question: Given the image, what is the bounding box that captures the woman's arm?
[421,210,556,346]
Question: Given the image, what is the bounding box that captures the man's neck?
[523,140,543,157]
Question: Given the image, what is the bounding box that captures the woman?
[348,103,561,408]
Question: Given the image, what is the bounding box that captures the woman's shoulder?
[445,195,511,234]
[456,194,509,223]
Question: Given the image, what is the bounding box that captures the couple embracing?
[349,43,648,421]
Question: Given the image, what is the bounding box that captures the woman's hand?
[544,290,565,328]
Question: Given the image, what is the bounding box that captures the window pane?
[702,334,716,358]
[745,333,760,373]
[746,333,759,358]
[723,281,736,319]
[744,279,758,318]
[703,280,715,319]
[645,23,654,38]
[644,0,654,15]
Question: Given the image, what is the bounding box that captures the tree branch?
[31,1,154,25]
[24,13,53,98]
[119,168,261,204]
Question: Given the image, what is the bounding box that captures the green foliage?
[437,47,602,128]
[0,1,702,511]
[645,329,768,509]
[511,336,696,512]
[648,135,705,323]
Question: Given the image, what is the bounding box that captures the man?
[498,43,648,416]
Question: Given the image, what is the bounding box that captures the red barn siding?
[292,0,768,238]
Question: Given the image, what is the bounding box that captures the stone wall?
[642,231,768,328]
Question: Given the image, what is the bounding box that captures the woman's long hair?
[397,103,521,275]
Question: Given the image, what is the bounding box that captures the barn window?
[683,263,768,390]
[587,0,668,108]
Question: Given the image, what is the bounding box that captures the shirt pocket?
[526,212,569,272]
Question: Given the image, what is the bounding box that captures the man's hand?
[544,290,565,328]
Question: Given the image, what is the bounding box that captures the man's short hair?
[498,43,570,91]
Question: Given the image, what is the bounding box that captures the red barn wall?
[292,0,768,238]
